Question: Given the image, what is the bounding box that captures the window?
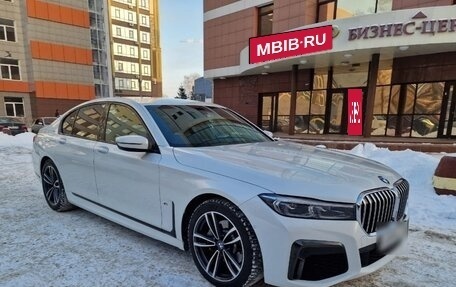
[317,0,392,22]
[105,104,148,144]
[130,47,135,56]
[258,4,273,36]
[143,81,150,91]
[114,9,120,18]
[117,62,123,71]
[0,58,20,80]
[141,16,147,25]
[72,104,106,140]
[0,18,15,42]
[141,32,149,43]
[143,65,149,75]
[142,49,149,59]
[119,79,124,88]
[61,110,78,135]
[131,80,136,89]
[131,63,136,73]
[4,97,24,117]
[140,0,148,9]
[116,27,121,36]
[117,45,122,54]
[128,30,134,39]
[128,12,134,21]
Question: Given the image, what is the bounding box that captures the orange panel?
[39,42,52,60]
[72,10,84,27]
[42,82,57,98]
[0,81,30,93]
[35,82,44,97]
[55,82,68,99]
[51,44,65,62]
[63,46,76,63]
[27,0,37,17]
[47,3,61,23]
[59,6,72,25]
[77,85,87,100]
[30,41,40,59]
[85,49,93,65]
[82,11,90,28]
[67,84,79,99]
[74,48,86,65]
[35,1,49,20]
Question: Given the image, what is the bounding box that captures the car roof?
[80,97,223,109]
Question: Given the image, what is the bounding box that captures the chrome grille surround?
[356,179,409,235]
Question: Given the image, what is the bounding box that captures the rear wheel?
[41,159,74,212]
[188,199,263,287]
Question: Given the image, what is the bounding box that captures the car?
[32,98,409,287]
[31,117,57,134]
[0,116,28,135]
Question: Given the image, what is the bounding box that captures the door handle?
[58,137,66,144]
[95,146,109,154]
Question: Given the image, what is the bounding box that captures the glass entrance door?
[260,94,277,132]
[440,82,456,138]
[327,89,348,134]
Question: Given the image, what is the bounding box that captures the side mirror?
[116,135,151,152]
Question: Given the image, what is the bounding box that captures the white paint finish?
[32,98,408,287]
[433,176,456,190]
[205,5,456,78]
[204,0,271,22]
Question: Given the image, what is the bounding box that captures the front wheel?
[188,199,263,287]
[41,159,75,212]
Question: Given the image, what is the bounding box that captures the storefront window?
[295,91,311,133]
[332,66,368,88]
[313,69,328,89]
[309,90,326,134]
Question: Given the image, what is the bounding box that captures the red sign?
[249,26,333,64]
[348,89,363,136]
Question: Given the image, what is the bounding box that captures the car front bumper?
[240,196,407,287]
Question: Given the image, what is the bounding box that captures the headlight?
[259,194,356,220]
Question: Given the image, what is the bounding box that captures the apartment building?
[109,0,162,98]
[1,0,96,123]
[204,0,456,150]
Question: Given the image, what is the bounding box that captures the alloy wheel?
[42,164,62,206]
[192,211,244,282]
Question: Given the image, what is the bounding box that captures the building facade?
[108,0,162,99]
[1,0,97,124]
[204,0,456,145]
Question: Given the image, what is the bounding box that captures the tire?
[41,159,75,212]
[188,199,263,287]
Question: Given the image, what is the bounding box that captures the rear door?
[93,103,162,228]
[54,104,106,201]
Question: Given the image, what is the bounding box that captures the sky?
[159,0,203,98]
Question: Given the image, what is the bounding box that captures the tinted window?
[146,105,271,147]
[72,104,105,140]
[62,110,78,135]
[105,104,148,144]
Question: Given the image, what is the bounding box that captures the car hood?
[173,141,402,203]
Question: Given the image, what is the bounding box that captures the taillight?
[21,125,28,132]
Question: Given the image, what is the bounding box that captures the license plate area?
[376,220,408,252]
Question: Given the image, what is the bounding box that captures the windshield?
[0,117,23,124]
[146,105,271,147]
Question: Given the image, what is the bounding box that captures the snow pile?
[0,132,35,149]
[349,143,456,231]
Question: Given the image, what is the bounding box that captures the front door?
[327,89,348,134]
[440,82,456,138]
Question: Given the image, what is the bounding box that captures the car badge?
[378,176,390,184]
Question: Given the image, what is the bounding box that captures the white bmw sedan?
[33,98,409,287]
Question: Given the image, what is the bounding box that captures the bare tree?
[182,73,201,95]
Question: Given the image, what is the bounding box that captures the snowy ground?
[0,133,455,287]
